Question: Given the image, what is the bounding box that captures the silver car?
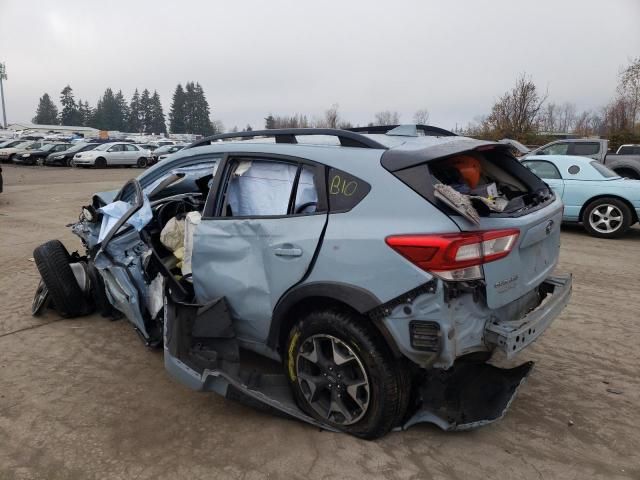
[73,142,151,168]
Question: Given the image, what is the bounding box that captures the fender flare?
[267,282,382,350]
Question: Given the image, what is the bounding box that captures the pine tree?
[93,88,121,130]
[149,91,166,134]
[245,124,253,132]
[193,82,213,135]
[140,89,152,133]
[114,90,129,131]
[33,93,59,125]
[264,115,275,129]
[169,84,186,134]
[128,89,143,133]
[78,100,93,127]
[59,85,82,125]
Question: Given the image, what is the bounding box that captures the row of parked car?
[0,139,186,168]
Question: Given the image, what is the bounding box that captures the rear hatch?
[383,141,560,309]
[449,198,562,308]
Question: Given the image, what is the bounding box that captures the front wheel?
[94,157,107,169]
[583,197,632,238]
[286,310,407,439]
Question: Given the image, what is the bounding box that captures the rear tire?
[33,240,93,317]
[136,157,148,168]
[583,197,632,238]
[95,157,107,169]
[286,309,407,439]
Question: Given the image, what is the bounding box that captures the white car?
[73,142,151,168]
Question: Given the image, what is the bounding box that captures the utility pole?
[0,63,7,129]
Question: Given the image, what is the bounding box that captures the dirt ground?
[0,164,638,480]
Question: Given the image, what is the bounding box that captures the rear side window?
[522,160,562,179]
[327,167,371,212]
[590,161,618,178]
[571,142,600,156]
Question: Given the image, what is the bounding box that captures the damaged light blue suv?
[33,125,572,439]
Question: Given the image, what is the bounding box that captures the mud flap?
[401,361,535,431]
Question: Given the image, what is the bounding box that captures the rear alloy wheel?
[136,157,148,168]
[583,197,632,238]
[286,310,407,439]
[95,157,107,169]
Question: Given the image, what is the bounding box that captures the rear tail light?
[386,229,519,281]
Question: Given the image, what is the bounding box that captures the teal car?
[523,155,640,238]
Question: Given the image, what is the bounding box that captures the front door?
[191,155,328,344]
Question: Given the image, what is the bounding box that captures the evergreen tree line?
[33,82,218,135]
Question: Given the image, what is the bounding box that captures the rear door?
[191,155,328,343]
[124,144,139,164]
[107,144,125,165]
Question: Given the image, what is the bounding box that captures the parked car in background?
[13,143,72,166]
[73,142,151,168]
[45,143,99,167]
[524,139,640,179]
[150,144,184,164]
[0,139,25,149]
[0,165,3,193]
[0,141,43,163]
[136,143,158,153]
[34,126,571,438]
[616,144,640,155]
[522,155,640,238]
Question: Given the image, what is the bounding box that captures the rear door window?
[211,157,327,218]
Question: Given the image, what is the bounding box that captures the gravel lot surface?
[1,164,638,480]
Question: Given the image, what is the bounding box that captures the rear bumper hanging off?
[485,274,572,358]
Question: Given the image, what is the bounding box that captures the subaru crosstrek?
[33,125,572,439]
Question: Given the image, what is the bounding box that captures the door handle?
[274,247,303,257]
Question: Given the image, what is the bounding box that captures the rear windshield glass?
[590,161,619,178]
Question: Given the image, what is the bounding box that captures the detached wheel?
[95,157,107,169]
[286,310,406,439]
[33,240,93,317]
[583,197,632,238]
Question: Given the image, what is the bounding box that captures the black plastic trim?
[186,128,388,150]
[268,282,382,349]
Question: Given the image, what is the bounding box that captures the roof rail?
[347,124,457,137]
[185,128,388,150]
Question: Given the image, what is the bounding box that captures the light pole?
[0,63,7,129]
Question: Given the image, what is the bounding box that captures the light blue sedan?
[522,155,640,238]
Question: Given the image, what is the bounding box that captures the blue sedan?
[522,155,640,238]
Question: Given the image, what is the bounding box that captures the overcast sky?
[1,0,639,131]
